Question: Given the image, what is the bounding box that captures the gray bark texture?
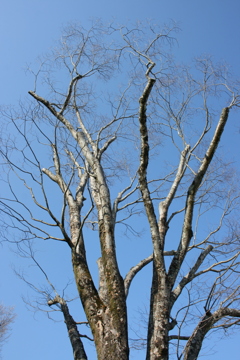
[183,308,240,360]
[48,296,88,360]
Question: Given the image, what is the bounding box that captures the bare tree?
[0,303,15,356]
[1,21,240,359]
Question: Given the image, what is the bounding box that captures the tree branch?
[168,107,230,289]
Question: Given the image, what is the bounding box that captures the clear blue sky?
[0,1,240,359]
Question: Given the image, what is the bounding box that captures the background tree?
[0,22,240,360]
[0,303,15,357]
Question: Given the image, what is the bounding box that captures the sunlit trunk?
[146,265,169,360]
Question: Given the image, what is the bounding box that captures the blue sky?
[0,1,240,359]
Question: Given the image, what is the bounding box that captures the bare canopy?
[1,21,240,360]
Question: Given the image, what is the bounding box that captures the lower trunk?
[72,250,129,360]
[93,307,129,360]
[147,264,170,360]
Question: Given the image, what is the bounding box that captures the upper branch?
[138,65,165,266]
[124,250,176,297]
[158,144,190,248]
[28,91,94,166]
[168,107,230,289]
[59,74,83,115]
[170,245,213,308]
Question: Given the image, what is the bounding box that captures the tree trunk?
[146,264,170,360]
[72,249,129,360]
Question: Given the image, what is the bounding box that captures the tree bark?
[146,265,170,360]
[48,296,87,360]
[72,238,129,360]
[183,308,240,360]
[138,65,170,360]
